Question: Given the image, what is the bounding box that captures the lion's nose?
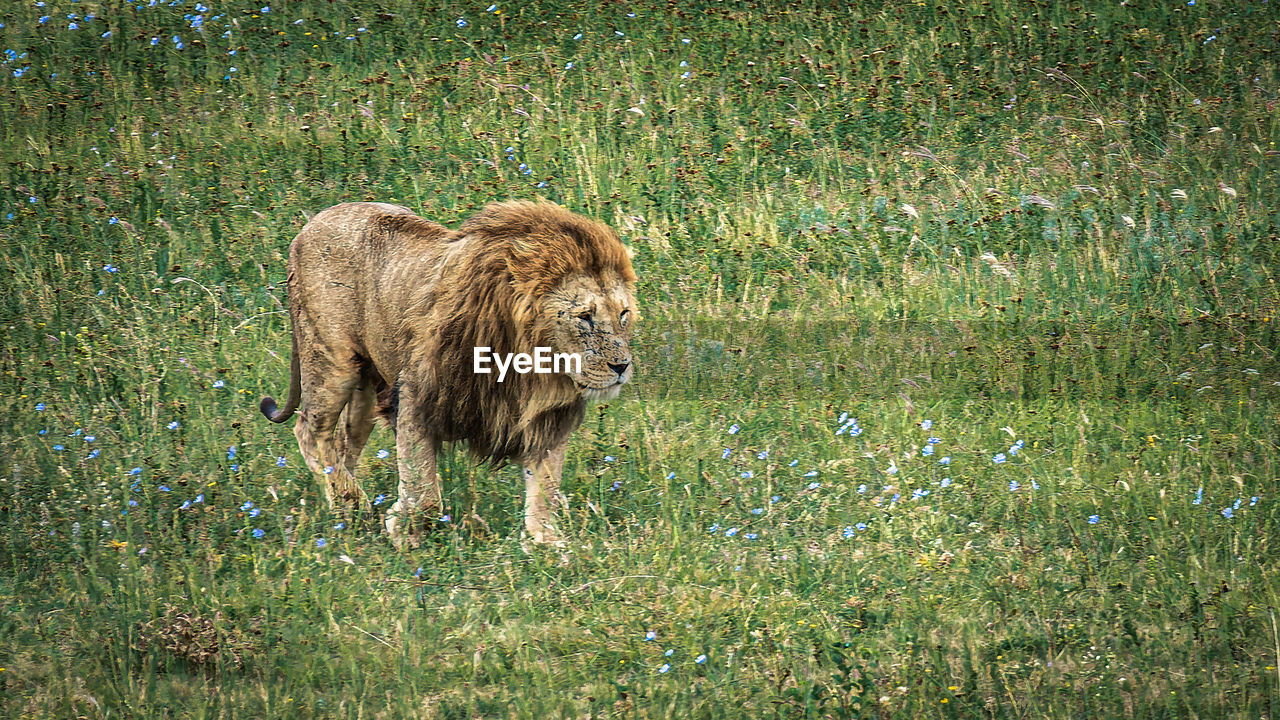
[608,361,630,377]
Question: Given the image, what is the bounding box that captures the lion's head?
[461,201,638,403]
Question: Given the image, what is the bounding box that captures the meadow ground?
[2,0,1279,717]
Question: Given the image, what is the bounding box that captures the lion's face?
[540,271,636,401]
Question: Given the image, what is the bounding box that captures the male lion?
[259,201,637,547]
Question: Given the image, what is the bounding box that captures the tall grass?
[1,0,1278,717]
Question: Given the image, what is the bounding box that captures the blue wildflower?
[842,526,855,538]
[727,424,739,435]
[316,537,327,548]
[1087,515,1100,524]
[993,453,1007,464]
[921,419,933,430]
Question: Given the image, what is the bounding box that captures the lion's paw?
[385,499,441,550]
[525,522,566,547]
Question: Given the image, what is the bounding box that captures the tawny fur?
[260,200,637,546]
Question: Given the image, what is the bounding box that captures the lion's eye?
[619,309,630,328]
[576,311,593,325]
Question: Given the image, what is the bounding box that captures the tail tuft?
[260,396,286,422]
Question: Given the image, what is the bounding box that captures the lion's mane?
[373,201,636,466]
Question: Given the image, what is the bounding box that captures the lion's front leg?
[384,384,444,550]
[523,439,569,545]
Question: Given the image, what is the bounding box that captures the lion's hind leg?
[384,382,444,550]
[296,375,371,514]
[335,381,377,474]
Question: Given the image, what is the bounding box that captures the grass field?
[2,0,1279,717]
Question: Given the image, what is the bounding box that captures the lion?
[259,200,637,547]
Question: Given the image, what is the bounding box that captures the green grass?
[2,0,1279,717]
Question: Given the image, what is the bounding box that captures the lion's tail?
[260,323,302,423]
